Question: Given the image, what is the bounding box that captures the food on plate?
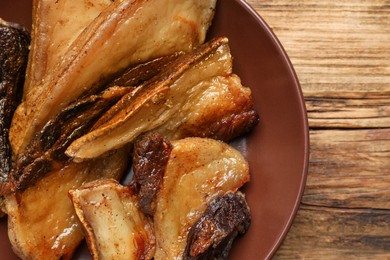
[129,133,173,216]
[71,134,250,259]
[183,192,250,259]
[5,147,129,259]
[0,19,30,212]
[4,53,184,194]
[107,52,184,89]
[9,0,217,157]
[8,86,130,193]
[145,136,249,259]
[69,179,155,260]
[1,0,259,258]
[24,0,113,95]
[66,37,258,161]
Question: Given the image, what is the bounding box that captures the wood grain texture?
[274,205,390,259]
[246,0,390,258]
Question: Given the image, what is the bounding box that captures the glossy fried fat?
[66,37,259,161]
[5,148,129,259]
[153,137,250,259]
[10,0,217,157]
[69,179,155,260]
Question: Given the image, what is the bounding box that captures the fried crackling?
[129,133,173,216]
[24,0,113,96]
[0,19,30,209]
[5,86,131,194]
[69,179,155,260]
[5,148,129,259]
[153,137,250,259]
[3,53,182,194]
[10,0,217,156]
[66,37,259,161]
[183,192,251,259]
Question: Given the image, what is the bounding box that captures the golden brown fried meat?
[5,147,129,259]
[152,137,250,259]
[24,0,113,96]
[66,37,259,161]
[69,179,155,260]
[10,0,217,157]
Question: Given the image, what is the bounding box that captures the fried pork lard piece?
[71,135,250,259]
[5,148,129,259]
[10,0,217,157]
[0,19,30,209]
[69,179,155,260]
[24,0,113,96]
[184,192,251,259]
[4,53,182,194]
[129,133,173,216]
[66,37,259,161]
[151,137,250,259]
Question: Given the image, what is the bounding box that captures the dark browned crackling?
[8,87,130,192]
[4,53,183,194]
[183,192,251,259]
[0,20,30,191]
[129,132,173,216]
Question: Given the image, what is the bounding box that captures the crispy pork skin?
[66,37,258,161]
[129,133,173,216]
[10,0,217,157]
[5,148,129,259]
[156,74,259,142]
[6,53,183,194]
[107,52,183,88]
[0,19,30,201]
[153,137,250,260]
[183,192,251,259]
[6,86,131,193]
[24,0,113,96]
[69,179,155,260]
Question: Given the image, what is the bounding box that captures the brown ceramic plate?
[0,0,309,259]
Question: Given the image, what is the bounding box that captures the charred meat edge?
[2,53,181,194]
[6,86,130,193]
[65,37,259,160]
[183,192,251,259]
[0,19,30,193]
[129,132,173,216]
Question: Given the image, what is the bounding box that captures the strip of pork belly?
[66,37,259,161]
[153,137,250,259]
[69,179,155,260]
[2,53,182,195]
[10,0,217,156]
[24,0,113,96]
[5,147,129,259]
[6,86,131,194]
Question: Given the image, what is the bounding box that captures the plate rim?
[236,0,310,258]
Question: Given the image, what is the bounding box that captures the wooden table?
[245,0,390,258]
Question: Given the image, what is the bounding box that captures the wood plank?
[245,0,390,258]
[307,97,390,128]
[273,205,390,259]
[246,0,390,99]
[304,129,390,209]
